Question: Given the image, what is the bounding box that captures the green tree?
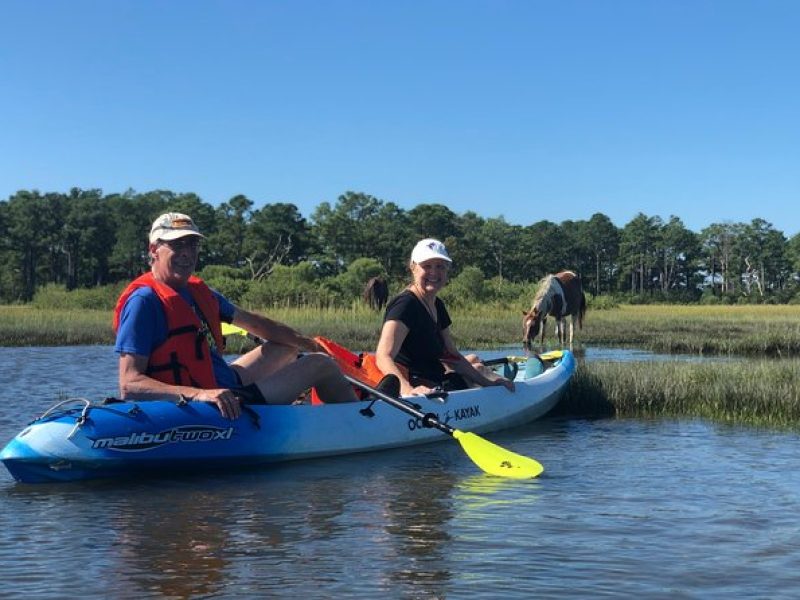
[333,257,385,299]
[618,213,661,295]
[447,211,486,273]
[657,216,700,295]
[0,199,11,301]
[5,191,65,300]
[582,213,620,295]
[736,219,789,297]
[480,217,513,280]
[699,222,741,296]
[558,220,589,277]
[312,192,382,269]
[787,232,800,275]
[244,202,311,279]
[208,194,253,267]
[440,265,486,307]
[517,220,569,281]
[407,203,460,242]
[369,202,411,279]
[59,188,115,289]
[107,190,167,280]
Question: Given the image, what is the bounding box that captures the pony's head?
[522,308,544,351]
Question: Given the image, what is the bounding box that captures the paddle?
[222,322,250,337]
[482,351,563,367]
[342,374,544,479]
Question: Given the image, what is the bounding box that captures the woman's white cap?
[411,238,452,264]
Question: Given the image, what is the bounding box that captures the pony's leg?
[568,317,575,349]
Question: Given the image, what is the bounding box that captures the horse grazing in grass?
[363,276,389,310]
[523,271,586,350]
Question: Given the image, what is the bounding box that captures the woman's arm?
[440,328,515,391]
[375,320,435,396]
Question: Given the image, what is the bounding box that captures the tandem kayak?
[1,351,575,483]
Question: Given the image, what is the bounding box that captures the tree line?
[2,187,800,305]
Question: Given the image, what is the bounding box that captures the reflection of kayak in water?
[1,352,575,484]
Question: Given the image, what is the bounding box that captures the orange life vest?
[113,272,225,389]
[310,336,385,404]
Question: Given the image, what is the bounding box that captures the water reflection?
[380,463,457,595]
[110,488,230,598]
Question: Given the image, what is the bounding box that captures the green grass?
[0,306,116,346]
[0,303,523,350]
[558,359,800,428]
[5,304,800,356]
[580,304,800,356]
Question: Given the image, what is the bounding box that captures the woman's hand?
[404,384,436,397]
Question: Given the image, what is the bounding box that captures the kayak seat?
[524,356,546,379]
[374,374,401,398]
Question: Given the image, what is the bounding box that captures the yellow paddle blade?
[453,430,544,479]
[221,323,248,337]
[506,356,529,363]
[539,350,564,361]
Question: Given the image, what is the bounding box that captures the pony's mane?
[531,274,557,309]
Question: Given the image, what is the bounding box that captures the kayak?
[1,351,575,483]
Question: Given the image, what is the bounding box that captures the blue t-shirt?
[114,286,239,389]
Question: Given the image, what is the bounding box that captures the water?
[2,347,800,598]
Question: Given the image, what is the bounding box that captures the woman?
[375,238,515,397]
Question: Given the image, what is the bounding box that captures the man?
[113,212,359,419]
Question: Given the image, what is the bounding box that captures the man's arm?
[231,306,321,353]
[118,352,242,419]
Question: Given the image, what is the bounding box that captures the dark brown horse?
[363,276,389,310]
[522,271,586,349]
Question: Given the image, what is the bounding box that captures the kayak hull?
[1,351,575,483]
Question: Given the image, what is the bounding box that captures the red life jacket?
[113,272,225,389]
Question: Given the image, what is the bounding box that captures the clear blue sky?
[2,0,798,235]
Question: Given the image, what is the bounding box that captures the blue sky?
[2,1,798,235]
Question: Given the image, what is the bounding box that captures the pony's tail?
[577,292,587,329]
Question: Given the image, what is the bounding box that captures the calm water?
[2,346,800,599]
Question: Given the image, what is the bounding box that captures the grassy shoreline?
[4,304,800,429]
[559,359,800,429]
[5,303,800,355]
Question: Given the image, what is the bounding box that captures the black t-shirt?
[383,289,452,384]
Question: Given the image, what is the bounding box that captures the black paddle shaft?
[342,375,456,436]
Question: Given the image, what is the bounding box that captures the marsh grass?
[0,303,522,350]
[4,303,800,356]
[580,304,800,356]
[0,306,115,346]
[559,359,800,428]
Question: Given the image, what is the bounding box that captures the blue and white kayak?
[1,351,575,483]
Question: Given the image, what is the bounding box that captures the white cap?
[411,238,452,264]
[149,213,205,244]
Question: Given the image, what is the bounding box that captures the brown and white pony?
[522,271,586,350]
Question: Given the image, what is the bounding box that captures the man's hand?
[196,388,242,419]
